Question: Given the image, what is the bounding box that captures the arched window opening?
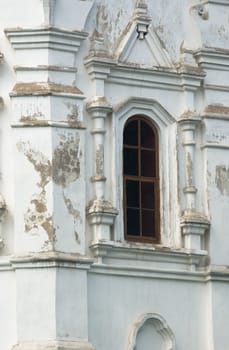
[123,116,160,243]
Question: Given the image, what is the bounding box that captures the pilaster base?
[12,341,95,350]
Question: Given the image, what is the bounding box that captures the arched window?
[123,116,160,243]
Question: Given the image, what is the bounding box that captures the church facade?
[0,0,229,349]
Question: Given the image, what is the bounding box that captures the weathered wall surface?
[0,1,228,350]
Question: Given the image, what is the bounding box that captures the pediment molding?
[115,1,173,68]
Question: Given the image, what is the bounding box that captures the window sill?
[89,240,208,276]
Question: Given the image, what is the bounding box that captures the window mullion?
[139,120,142,236]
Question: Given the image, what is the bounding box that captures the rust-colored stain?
[12,82,83,96]
[204,104,229,115]
[215,165,229,196]
[20,111,45,122]
[52,133,81,187]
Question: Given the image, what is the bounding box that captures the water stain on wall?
[215,165,229,196]
[52,133,81,187]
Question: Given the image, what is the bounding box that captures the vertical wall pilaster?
[179,117,210,250]
[86,97,117,241]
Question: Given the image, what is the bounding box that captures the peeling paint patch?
[20,111,45,122]
[12,82,83,96]
[17,141,51,188]
[24,193,53,240]
[95,4,123,53]
[215,165,229,196]
[53,133,81,187]
[17,141,53,242]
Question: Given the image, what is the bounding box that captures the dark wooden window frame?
[123,115,160,243]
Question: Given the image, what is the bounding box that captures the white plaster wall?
[88,273,209,350]
[0,270,17,350]
[16,268,56,341]
[0,1,228,350]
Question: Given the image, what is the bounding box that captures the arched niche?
[127,313,175,350]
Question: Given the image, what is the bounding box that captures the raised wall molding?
[194,47,229,70]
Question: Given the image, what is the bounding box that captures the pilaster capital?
[180,210,210,250]
[86,97,113,115]
[87,199,118,220]
[178,112,201,129]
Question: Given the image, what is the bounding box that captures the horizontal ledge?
[14,65,78,73]
[11,121,86,129]
[90,240,208,274]
[201,143,229,149]
[89,263,229,282]
[5,26,88,41]
[12,340,95,350]
[10,252,94,268]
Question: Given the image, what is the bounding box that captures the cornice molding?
[85,56,205,92]
[194,47,229,70]
[5,26,88,53]
[9,252,94,270]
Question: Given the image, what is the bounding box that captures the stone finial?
[134,0,151,40]
[135,0,148,14]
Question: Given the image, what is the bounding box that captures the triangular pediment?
[116,1,173,68]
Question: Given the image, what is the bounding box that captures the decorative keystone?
[86,96,112,114]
